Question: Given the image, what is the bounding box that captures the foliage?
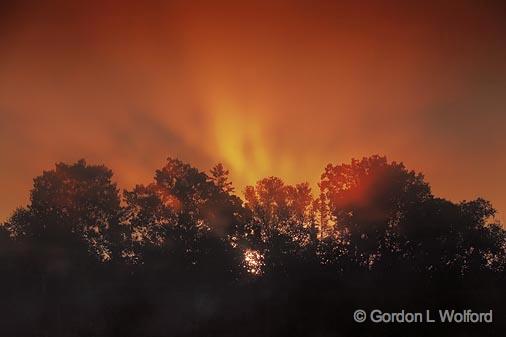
[0,155,504,336]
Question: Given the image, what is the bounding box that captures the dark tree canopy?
[0,155,504,337]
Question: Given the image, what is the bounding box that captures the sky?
[1,1,505,222]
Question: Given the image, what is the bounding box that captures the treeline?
[1,155,505,337]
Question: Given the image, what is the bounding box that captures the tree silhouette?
[320,155,432,269]
[0,155,504,337]
[210,163,235,194]
[244,177,322,279]
[120,159,245,277]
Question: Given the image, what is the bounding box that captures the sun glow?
[212,99,271,186]
[244,249,264,275]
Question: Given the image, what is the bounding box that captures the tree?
[122,158,245,278]
[0,155,504,337]
[401,197,505,277]
[2,160,122,336]
[320,155,432,268]
[244,177,316,276]
[210,163,235,194]
[5,160,122,261]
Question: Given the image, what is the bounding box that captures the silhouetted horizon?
[1,155,504,336]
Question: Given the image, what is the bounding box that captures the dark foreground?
[1,156,505,336]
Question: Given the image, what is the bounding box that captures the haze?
[1,1,505,221]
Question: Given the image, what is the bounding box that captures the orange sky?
[1,1,505,222]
